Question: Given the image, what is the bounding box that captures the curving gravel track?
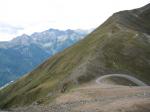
[96,74,147,86]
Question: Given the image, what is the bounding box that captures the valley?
[0,3,150,112]
[0,29,89,87]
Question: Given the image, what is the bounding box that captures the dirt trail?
[96,74,147,86]
[1,74,150,112]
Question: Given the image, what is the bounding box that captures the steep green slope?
[0,4,150,108]
[0,29,88,87]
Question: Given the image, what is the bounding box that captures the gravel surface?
[1,75,150,112]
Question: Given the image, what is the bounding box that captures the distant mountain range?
[0,29,91,87]
[0,3,149,109]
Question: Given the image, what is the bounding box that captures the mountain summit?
[0,4,150,109]
[0,29,89,87]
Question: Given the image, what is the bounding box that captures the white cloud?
[0,33,16,41]
[0,0,149,41]
[0,23,23,34]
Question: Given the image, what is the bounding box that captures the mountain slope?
[0,4,150,108]
[0,29,89,87]
[8,85,150,112]
[0,44,50,87]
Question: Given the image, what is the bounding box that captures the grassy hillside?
[0,4,150,108]
[0,29,88,88]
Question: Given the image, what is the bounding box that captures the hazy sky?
[0,0,149,41]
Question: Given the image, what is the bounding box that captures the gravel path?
[1,74,149,112]
[96,74,147,86]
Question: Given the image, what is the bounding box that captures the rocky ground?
[1,76,150,112]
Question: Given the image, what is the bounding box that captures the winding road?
[96,74,147,86]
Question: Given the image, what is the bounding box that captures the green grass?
[0,7,150,108]
[0,28,100,108]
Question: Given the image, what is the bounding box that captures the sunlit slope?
[0,4,150,108]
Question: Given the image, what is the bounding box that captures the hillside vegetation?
[0,29,88,87]
[0,4,150,108]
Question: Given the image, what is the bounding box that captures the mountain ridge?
[0,29,89,87]
[0,4,150,109]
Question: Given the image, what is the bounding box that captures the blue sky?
[0,0,149,41]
